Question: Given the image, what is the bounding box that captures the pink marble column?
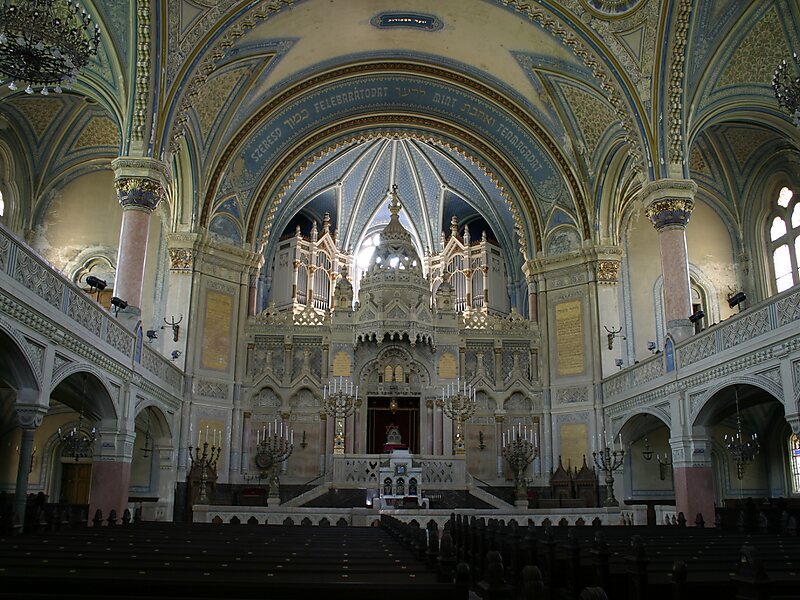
[673,466,715,526]
[644,179,697,342]
[111,158,169,318]
[88,461,132,524]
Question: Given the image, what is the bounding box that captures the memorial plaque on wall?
[201,289,233,371]
[555,300,584,376]
[559,423,588,472]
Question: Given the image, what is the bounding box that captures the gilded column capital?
[596,259,620,284]
[112,157,171,211]
[642,178,697,231]
[168,248,195,271]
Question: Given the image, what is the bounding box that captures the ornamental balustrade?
[602,286,800,420]
[331,453,466,488]
[0,223,183,397]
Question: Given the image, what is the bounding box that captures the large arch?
[201,62,592,258]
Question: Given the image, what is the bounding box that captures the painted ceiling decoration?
[0,0,795,262]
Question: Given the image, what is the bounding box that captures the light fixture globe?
[0,0,101,94]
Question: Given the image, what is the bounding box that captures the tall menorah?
[188,437,222,505]
[502,424,539,505]
[254,420,293,501]
[437,378,477,455]
[322,377,359,454]
[593,435,624,507]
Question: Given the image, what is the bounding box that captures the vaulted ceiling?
[0,1,796,257]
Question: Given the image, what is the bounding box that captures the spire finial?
[388,185,401,216]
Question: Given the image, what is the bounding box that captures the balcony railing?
[0,223,182,395]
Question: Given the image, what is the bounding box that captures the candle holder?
[592,445,624,507]
[436,379,477,455]
[322,378,359,455]
[502,426,538,505]
[188,441,221,504]
[254,422,293,501]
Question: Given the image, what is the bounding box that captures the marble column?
[426,399,434,454]
[643,179,697,342]
[14,399,47,530]
[495,412,505,478]
[319,413,328,474]
[111,157,170,324]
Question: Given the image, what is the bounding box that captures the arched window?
[790,433,800,494]
[768,186,799,294]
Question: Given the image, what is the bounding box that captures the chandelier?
[57,377,97,462]
[724,389,759,480]
[773,52,800,127]
[0,0,101,95]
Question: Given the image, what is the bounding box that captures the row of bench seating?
[0,517,465,599]
[438,513,800,600]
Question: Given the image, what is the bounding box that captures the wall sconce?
[728,291,747,311]
[146,329,158,342]
[15,445,36,473]
[641,435,653,461]
[689,309,705,324]
[171,350,182,360]
[604,326,625,350]
[656,452,673,480]
[614,358,624,369]
[647,341,658,354]
[163,315,183,342]
[110,296,128,316]
[478,430,486,451]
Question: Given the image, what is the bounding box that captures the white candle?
[205,425,209,443]
[291,430,294,445]
[256,430,260,445]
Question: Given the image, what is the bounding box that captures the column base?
[667,319,694,343]
[673,465,715,526]
[89,461,132,525]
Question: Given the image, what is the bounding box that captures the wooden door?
[61,463,92,504]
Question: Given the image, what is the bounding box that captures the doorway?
[60,463,92,504]
[367,397,420,453]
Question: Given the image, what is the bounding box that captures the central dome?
[367,186,423,277]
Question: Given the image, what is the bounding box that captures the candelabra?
[593,441,624,507]
[437,378,477,455]
[254,421,293,500]
[773,52,800,127]
[322,377,359,454]
[725,394,759,480]
[502,425,538,505]
[188,441,221,504]
[656,452,672,481]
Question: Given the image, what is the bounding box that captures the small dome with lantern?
[366,186,423,277]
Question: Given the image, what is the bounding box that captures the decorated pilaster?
[643,179,697,342]
[111,157,170,326]
[14,396,47,530]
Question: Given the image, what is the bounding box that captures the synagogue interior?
[0,0,800,596]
